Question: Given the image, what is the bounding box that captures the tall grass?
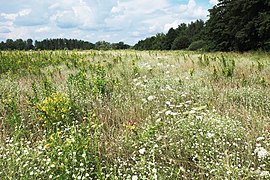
[0,50,269,179]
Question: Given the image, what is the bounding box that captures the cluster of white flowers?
[254,145,268,159]
[165,110,178,116]
[260,171,270,177]
[256,137,265,141]
[147,95,155,101]
[139,148,146,155]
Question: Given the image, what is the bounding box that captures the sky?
[0,0,218,45]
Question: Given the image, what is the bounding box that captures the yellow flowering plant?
[36,92,72,131]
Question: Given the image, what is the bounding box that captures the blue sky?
[0,0,218,45]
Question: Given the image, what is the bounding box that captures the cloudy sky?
[0,0,218,45]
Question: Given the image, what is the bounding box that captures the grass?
[0,50,269,179]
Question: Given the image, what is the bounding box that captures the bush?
[171,36,191,50]
[188,40,207,51]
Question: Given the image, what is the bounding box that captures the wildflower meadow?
[0,50,269,179]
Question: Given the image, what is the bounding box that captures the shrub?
[171,36,191,50]
[36,92,72,132]
[188,40,206,51]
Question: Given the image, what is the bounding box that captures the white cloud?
[0,0,212,44]
[0,9,31,21]
[18,9,31,16]
[0,27,11,33]
[209,0,219,6]
[164,20,182,32]
[36,27,51,33]
[1,13,18,21]
[178,0,208,20]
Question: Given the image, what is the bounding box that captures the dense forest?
[134,0,270,51]
[0,38,130,50]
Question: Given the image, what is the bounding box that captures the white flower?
[24,149,28,154]
[82,153,86,158]
[139,148,146,155]
[165,110,178,116]
[132,175,138,180]
[256,137,265,141]
[80,163,84,166]
[260,171,270,177]
[165,110,172,116]
[165,101,171,105]
[189,109,196,114]
[49,175,53,179]
[254,147,268,159]
[80,168,85,172]
[51,164,55,168]
[179,166,185,172]
[170,112,178,116]
[207,132,214,138]
[256,143,261,147]
[165,85,173,91]
[142,98,147,103]
[147,95,155,101]
[152,168,157,173]
[155,118,161,123]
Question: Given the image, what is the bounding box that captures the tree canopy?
[0,38,130,51]
[134,1,270,52]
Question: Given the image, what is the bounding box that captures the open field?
[0,50,270,179]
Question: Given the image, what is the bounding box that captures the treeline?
[0,38,130,50]
[134,0,270,52]
[134,20,205,51]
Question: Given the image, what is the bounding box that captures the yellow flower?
[44,143,50,149]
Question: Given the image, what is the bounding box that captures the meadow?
[0,50,269,179]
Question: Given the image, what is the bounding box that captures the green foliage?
[220,56,235,78]
[36,92,72,132]
[205,0,270,51]
[188,40,207,51]
[0,50,270,179]
[134,1,270,52]
[0,38,130,51]
[134,20,205,51]
[171,36,191,50]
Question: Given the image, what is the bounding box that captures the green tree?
[95,41,111,50]
[163,28,177,50]
[6,39,15,50]
[171,36,191,50]
[205,0,270,51]
[26,39,34,50]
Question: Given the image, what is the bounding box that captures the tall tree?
[6,39,15,50]
[26,39,34,50]
[163,28,177,50]
[206,0,270,51]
